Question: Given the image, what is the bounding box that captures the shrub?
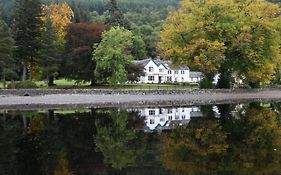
[8,80,38,89]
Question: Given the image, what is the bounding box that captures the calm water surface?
[1,103,281,175]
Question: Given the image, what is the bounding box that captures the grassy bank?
[0,79,198,90]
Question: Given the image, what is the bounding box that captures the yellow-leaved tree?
[159,0,281,88]
[42,1,74,44]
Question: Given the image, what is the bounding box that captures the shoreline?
[0,88,281,110]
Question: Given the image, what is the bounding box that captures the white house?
[131,107,203,131]
[134,58,203,84]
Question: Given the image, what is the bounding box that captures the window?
[149,110,155,115]
[168,70,172,74]
[182,115,186,119]
[182,77,184,81]
[159,108,163,114]
[175,115,179,120]
[149,67,154,72]
[168,109,173,114]
[148,76,154,81]
[181,70,185,74]
[159,68,164,73]
[168,116,172,120]
[182,109,185,112]
[175,70,178,74]
[167,77,172,82]
[150,119,155,124]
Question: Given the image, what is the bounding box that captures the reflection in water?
[162,104,281,175]
[95,110,144,170]
[130,107,203,131]
[0,103,281,174]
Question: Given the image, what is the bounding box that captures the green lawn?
[0,79,199,90]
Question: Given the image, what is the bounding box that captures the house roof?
[134,58,189,70]
[190,71,204,78]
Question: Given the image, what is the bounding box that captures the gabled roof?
[134,58,189,70]
[134,58,154,67]
[190,71,204,78]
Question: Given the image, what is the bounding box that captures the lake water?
[1,103,281,175]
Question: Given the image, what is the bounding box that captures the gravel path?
[0,88,281,110]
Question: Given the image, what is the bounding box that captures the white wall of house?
[143,60,160,84]
[137,107,202,130]
[188,77,203,83]
[138,60,193,84]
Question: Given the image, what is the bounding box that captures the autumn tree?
[159,0,281,88]
[14,0,42,80]
[63,23,109,85]
[93,26,134,86]
[41,1,74,44]
[0,17,15,88]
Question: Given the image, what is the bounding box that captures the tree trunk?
[90,76,96,86]
[29,66,32,80]
[1,69,6,88]
[249,82,260,88]
[48,110,55,121]
[22,65,27,81]
[48,74,55,87]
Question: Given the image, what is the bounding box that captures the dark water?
[1,103,281,175]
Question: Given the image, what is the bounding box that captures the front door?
[159,76,162,83]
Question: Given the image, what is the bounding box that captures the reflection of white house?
[134,58,204,84]
[133,107,203,131]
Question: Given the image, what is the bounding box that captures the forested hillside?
[0,0,179,58]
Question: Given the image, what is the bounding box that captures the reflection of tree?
[162,104,281,175]
[95,110,145,170]
[54,150,73,175]
[162,118,228,175]
[228,107,281,174]
[0,113,22,175]
[16,114,65,175]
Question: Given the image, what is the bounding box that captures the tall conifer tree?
[0,17,15,88]
[105,0,131,29]
[14,0,42,80]
[39,20,61,87]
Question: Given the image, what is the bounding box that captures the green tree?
[39,19,62,87]
[131,35,147,60]
[0,17,15,88]
[93,26,134,86]
[13,0,42,81]
[159,0,281,88]
[105,0,131,29]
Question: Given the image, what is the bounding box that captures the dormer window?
[159,68,164,73]
[149,67,154,72]
[181,70,185,74]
